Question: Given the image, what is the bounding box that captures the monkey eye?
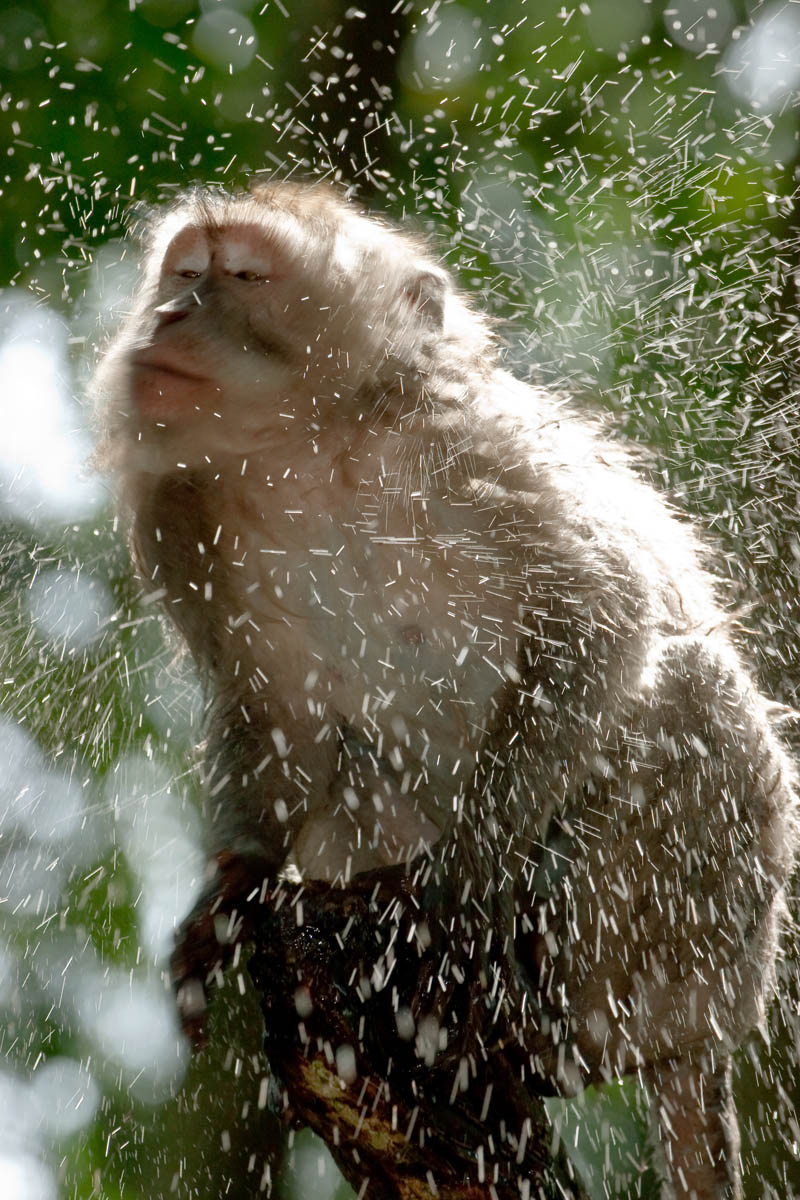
[178,269,202,279]
[233,270,267,283]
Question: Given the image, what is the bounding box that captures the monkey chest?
[235,517,522,786]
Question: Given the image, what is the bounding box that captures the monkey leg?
[525,634,795,1191]
[649,1055,741,1200]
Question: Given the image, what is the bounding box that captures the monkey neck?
[127,447,401,682]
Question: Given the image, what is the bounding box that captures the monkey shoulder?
[455,373,718,641]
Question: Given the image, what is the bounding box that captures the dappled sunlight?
[0,301,104,528]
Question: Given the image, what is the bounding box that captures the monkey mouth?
[130,353,213,416]
[132,354,207,383]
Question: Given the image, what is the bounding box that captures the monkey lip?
[130,354,213,416]
[132,354,206,383]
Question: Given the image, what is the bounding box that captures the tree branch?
[247,865,589,1199]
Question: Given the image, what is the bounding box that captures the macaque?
[95,179,797,1198]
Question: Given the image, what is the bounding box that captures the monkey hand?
[170,848,273,1049]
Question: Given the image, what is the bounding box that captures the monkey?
[93,179,797,1198]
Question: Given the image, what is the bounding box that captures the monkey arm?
[171,698,341,1044]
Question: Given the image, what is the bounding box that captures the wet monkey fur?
[95,180,797,1198]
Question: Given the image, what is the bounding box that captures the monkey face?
[121,208,355,457]
[98,188,453,469]
[130,220,296,420]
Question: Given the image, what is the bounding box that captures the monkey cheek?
[245,359,294,397]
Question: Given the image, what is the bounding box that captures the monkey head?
[93,183,470,477]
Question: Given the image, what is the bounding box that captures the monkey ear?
[404,268,448,329]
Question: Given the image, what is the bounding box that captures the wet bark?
[246,865,588,1200]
